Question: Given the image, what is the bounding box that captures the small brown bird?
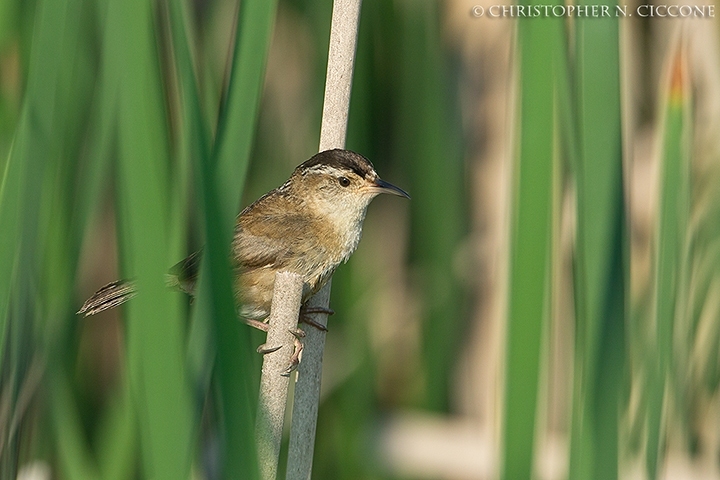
[79,149,409,339]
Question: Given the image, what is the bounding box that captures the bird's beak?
[371,178,411,199]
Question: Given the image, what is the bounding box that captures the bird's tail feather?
[77,280,137,316]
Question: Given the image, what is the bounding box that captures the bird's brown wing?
[232,210,330,319]
[164,208,321,295]
[233,211,322,272]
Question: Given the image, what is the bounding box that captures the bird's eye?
[338,176,350,187]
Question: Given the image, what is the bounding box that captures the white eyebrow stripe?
[304,164,349,176]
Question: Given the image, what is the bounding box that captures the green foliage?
[0,0,274,477]
[505,1,627,478]
[646,52,691,480]
[568,3,626,479]
[0,0,714,479]
[397,0,467,413]
[507,9,707,480]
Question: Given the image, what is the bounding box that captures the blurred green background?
[1,0,719,479]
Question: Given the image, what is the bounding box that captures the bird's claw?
[299,316,328,332]
[256,343,282,355]
[299,307,335,332]
[298,306,332,332]
[251,320,278,354]
[301,306,335,316]
[280,328,306,376]
[289,327,306,338]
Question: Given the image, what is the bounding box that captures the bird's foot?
[281,328,306,377]
[254,321,306,376]
[299,305,334,332]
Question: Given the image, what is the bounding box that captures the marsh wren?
[79,149,409,336]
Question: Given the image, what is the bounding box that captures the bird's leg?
[281,328,306,376]
[298,304,334,332]
[244,318,284,355]
[244,318,269,332]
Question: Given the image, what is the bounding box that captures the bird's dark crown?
[296,149,376,179]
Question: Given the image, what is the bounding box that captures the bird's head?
[291,149,410,216]
[287,149,410,258]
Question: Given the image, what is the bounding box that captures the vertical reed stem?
[256,272,304,480]
[285,1,362,478]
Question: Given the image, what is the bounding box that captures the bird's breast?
[233,204,368,320]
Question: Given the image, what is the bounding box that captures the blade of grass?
[168,0,282,476]
[158,0,194,298]
[397,0,466,412]
[4,0,121,476]
[166,0,213,390]
[0,2,85,476]
[568,3,626,479]
[51,372,102,480]
[213,0,278,218]
[0,136,22,378]
[502,7,560,479]
[107,0,194,477]
[193,108,260,479]
[646,46,689,480]
[0,0,73,381]
[168,0,278,477]
[96,385,137,480]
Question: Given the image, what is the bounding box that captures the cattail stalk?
[286,1,362,479]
